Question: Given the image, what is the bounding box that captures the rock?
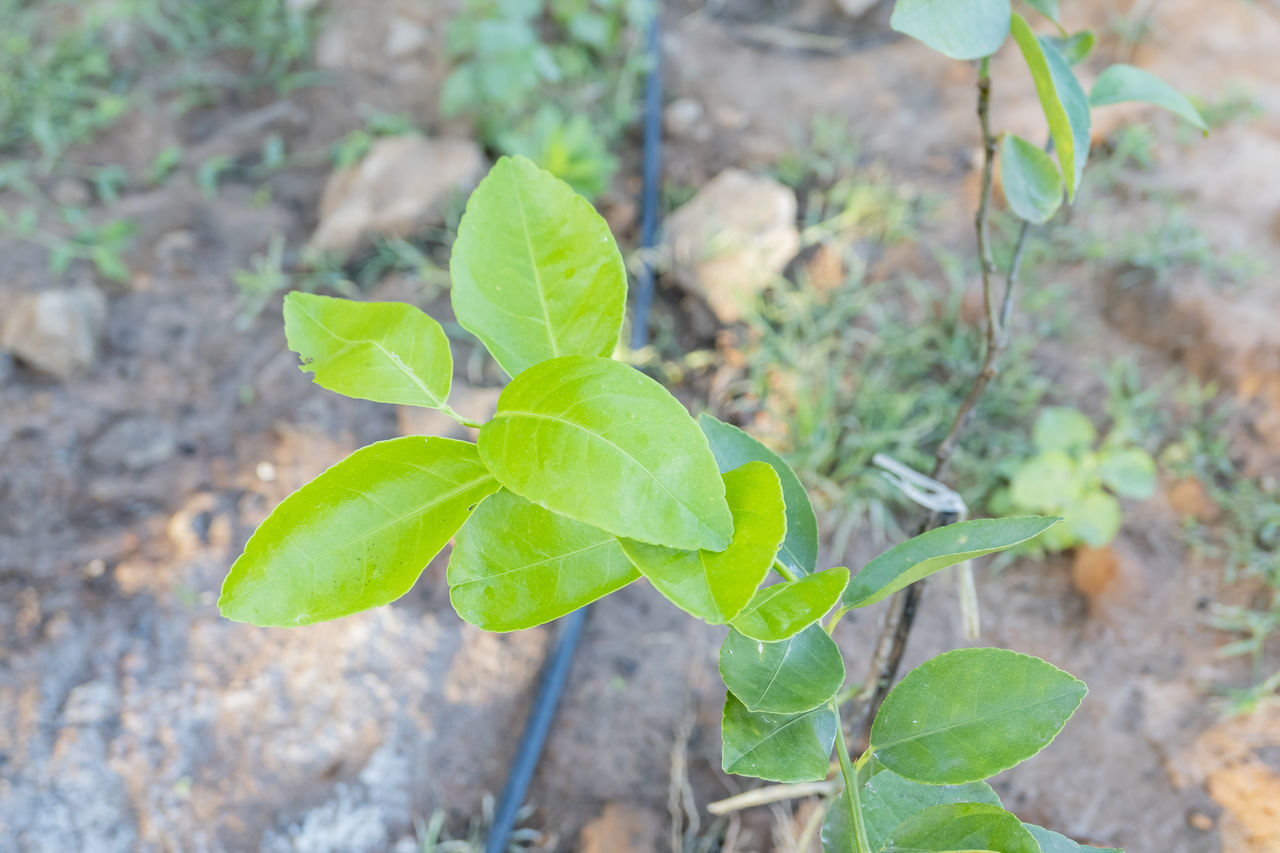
[1166,476,1221,523]
[578,803,662,853]
[663,98,706,140]
[308,136,485,259]
[0,285,108,380]
[833,0,883,17]
[88,416,178,472]
[384,14,429,59]
[663,169,800,324]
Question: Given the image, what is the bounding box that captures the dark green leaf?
[1025,823,1123,853]
[720,624,844,714]
[870,648,1087,784]
[699,414,819,576]
[730,567,849,642]
[890,0,1012,61]
[450,155,627,377]
[881,803,1040,853]
[621,461,785,623]
[860,769,1003,852]
[479,356,733,551]
[1097,447,1156,500]
[721,693,837,783]
[448,489,639,631]
[844,517,1059,609]
[1010,13,1091,201]
[219,437,499,626]
[283,292,453,409]
[1090,64,1207,132]
[1000,134,1063,224]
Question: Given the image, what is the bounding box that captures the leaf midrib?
[872,685,1083,752]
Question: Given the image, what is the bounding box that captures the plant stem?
[833,711,872,853]
[439,403,484,430]
[772,557,799,582]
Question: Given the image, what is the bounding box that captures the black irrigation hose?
[484,6,664,852]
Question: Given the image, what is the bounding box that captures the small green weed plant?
[219,2,1209,849]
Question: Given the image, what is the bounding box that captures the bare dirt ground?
[2,1,1279,851]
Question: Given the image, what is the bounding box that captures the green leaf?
[1090,64,1207,133]
[219,437,499,626]
[881,803,1041,853]
[1034,406,1097,453]
[1021,0,1059,23]
[1010,13,1091,201]
[890,0,1012,61]
[824,769,1003,853]
[448,489,639,631]
[699,414,819,576]
[449,155,627,378]
[1097,447,1156,500]
[870,648,1087,784]
[1000,134,1063,224]
[1045,31,1095,66]
[730,567,849,642]
[1064,490,1122,546]
[283,292,453,409]
[721,693,837,783]
[620,461,785,623]
[843,517,1060,609]
[720,625,844,715]
[479,356,733,551]
[1025,823,1123,853]
[1011,450,1082,512]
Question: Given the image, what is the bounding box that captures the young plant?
[220,155,1094,851]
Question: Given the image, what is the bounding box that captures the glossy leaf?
[1090,64,1207,132]
[1021,0,1059,23]
[730,567,850,642]
[1064,490,1122,546]
[1046,30,1095,66]
[870,648,1087,784]
[283,292,452,408]
[1097,447,1156,500]
[844,517,1060,608]
[479,356,733,551]
[721,693,837,783]
[448,489,639,631]
[1010,13,1091,201]
[1025,823,1123,853]
[1000,134,1063,224]
[450,155,627,377]
[881,803,1040,853]
[720,624,844,714]
[822,769,1003,853]
[890,0,1012,61]
[1034,406,1097,453]
[1011,450,1081,512]
[699,414,819,576]
[620,461,785,624]
[220,437,499,626]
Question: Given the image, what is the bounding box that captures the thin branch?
[706,781,838,816]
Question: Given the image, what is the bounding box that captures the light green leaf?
[283,292,453,408]
[699,414,819,576]
[1097,447,1157,500]
[1011,450,1082,512]
[730,567,849,642]
[448,489,639,631]
[829,769,1003,853]
[720,625,844,715]
[1034,406,1097,453]
[1000,134,1063,224]
[721,693,837,783]
[1010,13,1091,201]
[1021,0,1059,23]
[621,462,785,624]
[1090,64,1207,132]
[479,356,733,551]
[1064,490,1122,546]
[843,517,1060,609]
[870,648,1087,784]
[220,437,499,626]
[1046,30,1095,66]
[881,803,1041,853]
[890,0,1012,61]
[449,155,627,378]
[1025,823,1123,853]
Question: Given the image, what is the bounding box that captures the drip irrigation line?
[485,6,663,852]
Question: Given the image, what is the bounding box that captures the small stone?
[88,416,178,472]
[833,0,883,18]
[1187,809,1216,831]
[663,169,800,324]
[578,803,662,853]
[62,680,118,727]
[308,136,486,259]
[1167,476,1221,523]
[385,14,429,58]
[0,285,108,380]
[663,98,706,140]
